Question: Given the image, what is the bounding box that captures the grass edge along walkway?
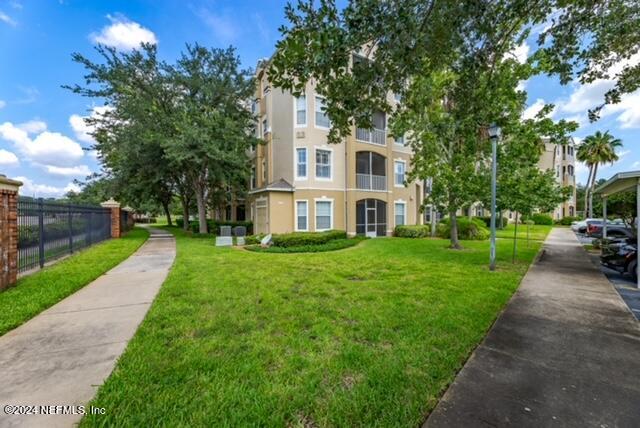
[0,227,149,336]
[81,227,543,427]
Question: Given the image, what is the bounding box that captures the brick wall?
[0,189,18,291]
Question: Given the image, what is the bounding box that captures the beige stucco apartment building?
[247,61,423,237]
[538,137,577,219]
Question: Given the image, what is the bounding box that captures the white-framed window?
[250,166,256,189]
[295,147,307,179]
[315,96,330,128]
[394,160,406,186]
[315,199,333,231]
[262,159,267,182]
[316,148,332,179]
[296,95,307,126]
[394,201,406,226]
[295,200,308,231]
[262,118,268,137]
[394,134,405,146]
[263,84,270,95]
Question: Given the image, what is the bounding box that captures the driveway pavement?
[426,227,640,427]
[0,227,175,428]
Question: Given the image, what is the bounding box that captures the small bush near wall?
[246,237,364,253]
[554,216,581,226]
[271,230,347,247]
[437,217,490,240]
[523,214,554,225]
[394,225,431,238]
[476,216,509,229]
[175,219,253,235]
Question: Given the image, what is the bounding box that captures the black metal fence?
[17,197,112,273]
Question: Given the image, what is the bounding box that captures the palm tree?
[579,131,623,217]
[576,139,595,217]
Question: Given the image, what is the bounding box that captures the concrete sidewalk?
[0,227,175,428]
[426,228,640,427]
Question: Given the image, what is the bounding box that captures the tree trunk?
[512,212,519,263]
[430,206,436,237]
[181,195,190,231]
[162,201,172,227]
[194,187,208,234]
[449,209,461,249]
[584,165,593,218]
[589,163,599,218]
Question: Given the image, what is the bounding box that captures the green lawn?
[82,228,541,427]
[0,228,149,336]
[495,223,553,241]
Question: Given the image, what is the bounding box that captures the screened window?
[262,118,268,137]
[296,201,308,231]
[395,134,405,146]
[315,96,330,128]
[296,96,307,126]
[395,203,406,226]
[394,161,405,186]
[316,201,332,230]
[250,166,256,189]
[316,149,331,179]
[296,148,307,179]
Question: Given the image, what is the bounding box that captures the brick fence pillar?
[101,198,121,239]
[0,175,22,291]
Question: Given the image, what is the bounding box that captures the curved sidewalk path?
[0,227,175,428]
[426,227,640,427]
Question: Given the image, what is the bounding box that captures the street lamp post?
[488,124,501,271]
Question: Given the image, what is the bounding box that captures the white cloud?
[41,164,91,177]
[632,161,640,169]
[197,8,239,42]
[511,42,530,64]
[553,53,640,129]
[0,11,16,26]
[522,98,547,120]
[15,176,79,198]
[0,149,19,166]
[69,106,112,143]
[18,119,47,134]
[0,100,5,109]
[516,80,528,92]
[0,122,84,167]
[90,15,157,50]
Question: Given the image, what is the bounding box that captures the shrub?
[271,230,347,248]
[476,216,509,229]
[527,214,553,225]
[246,237,364,253]
[175,219,253,235]
[437,217,490,240]
[394,225,431,238]
[244,234,266,245]
[554,216,581,226]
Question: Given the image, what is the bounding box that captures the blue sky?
[0,1,638,197]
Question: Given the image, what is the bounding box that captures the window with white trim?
[296,200,308,231]
[262,159,266,182]
[262,118,268,137]
[296,148,307,179]
[394,161,405,186]
[296,95,307,126]
[315,200,332,230]
[395,202,406,226]
[250,166,256,189]
[394,134,405,146]
[315,96,330,128]
[316,149,331,179]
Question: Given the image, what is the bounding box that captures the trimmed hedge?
[394,225,431,238]
[524,214,554,225]
[554,216,581,226]
[476,216,509,229]
[246,238,363,253]
[175,219,253,235]
[271,230,347,248]
[437,217,489,240]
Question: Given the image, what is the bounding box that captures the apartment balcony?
[356,128,386,145]
[356,173,387,191]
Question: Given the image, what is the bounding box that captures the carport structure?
[594,170,639,288]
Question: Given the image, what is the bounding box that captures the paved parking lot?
[577,232,640,320]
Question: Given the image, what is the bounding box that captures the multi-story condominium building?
[539,137,577,219]
[246,60,423,236]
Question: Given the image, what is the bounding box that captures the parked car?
[585,219,626,236]
[588,225,635,240]
[572,218,601,233]
[601,238,637,281]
